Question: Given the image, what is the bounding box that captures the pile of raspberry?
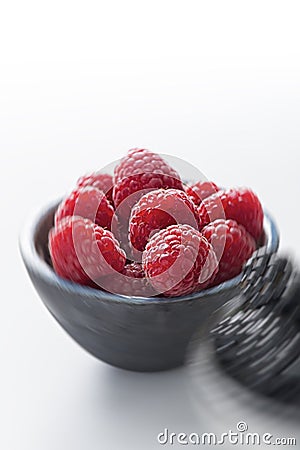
[49,148,263,297]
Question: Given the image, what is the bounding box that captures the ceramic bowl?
[20,199,279,371]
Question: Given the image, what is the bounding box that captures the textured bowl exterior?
[20,199,279,372]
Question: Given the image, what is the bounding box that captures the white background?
[1,1,300,449]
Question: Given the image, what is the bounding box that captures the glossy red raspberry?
[104,263,154,297]
[55,186,115,230]
[198,188,264,241]
[186,181,219,206]
[49,216,126,286]
[129,189,200,251]
[113,148,183,216]
[202,219,256,285]
[142,224,218,297]
[77,172,113,203]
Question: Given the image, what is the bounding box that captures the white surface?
[1,1,300,449]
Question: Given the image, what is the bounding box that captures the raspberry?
[198,188,264,241]
[49,216,126,286]
[142,224,218,297]
[55,186,115,230]
[186,181,219,206]
[113,148,183,216]
[202,219,256,285]
[129,189,200,251]
[77,172,113,203]
[122,262,145,278]
[104,263,154,297]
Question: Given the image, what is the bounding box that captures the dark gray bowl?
[20,200,279,372]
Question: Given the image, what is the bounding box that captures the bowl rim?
[19,198,280,305]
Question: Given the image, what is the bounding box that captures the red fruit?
[202,219,256,285]
[113,148,183,216]
[122,262,145,278]
[49,216,126,286]
[77,172,113,203]
[198,188,264,241]
[186,181,219,206]
[55,186,115,230]
[129,189,200,251]
[104,263,155,297]
[142,224,218,297]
